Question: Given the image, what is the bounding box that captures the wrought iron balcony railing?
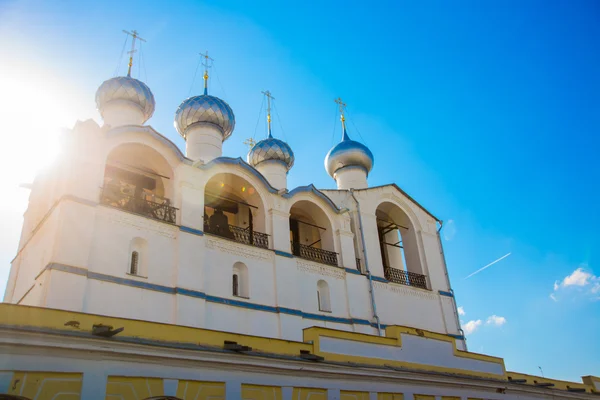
[101,186,177,224]
[383,266,428,290]
[205,223,269,249]
[291,241,338,267]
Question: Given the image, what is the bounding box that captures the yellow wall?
[340,391,370,400]
[105,376,163,399]
[292,387,327,400]
[441,397,460,400]
[176,380,225,400]
[241,384,282,400]
[378,393,404,400]
[414,395,435,400]
[5,371,82,400]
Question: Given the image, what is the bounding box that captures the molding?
[296,259,345,280]
[205,237,274,261]
[103,207,178,239]
[438,290,454,298]
[374,282,437,301]
[274,250,294,258]
[179,226,204,236]
[344,268,361,276]
[197,157,279,194]
[283,185,341,214]
[38,263,383,328]
[371,276,388,283]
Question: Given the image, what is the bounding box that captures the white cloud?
[463,319,482,335]
[551,266,600,302]
[486,315,507,326]
[443,219,457,241]
[562,268,592,287]
[457,306,465,316]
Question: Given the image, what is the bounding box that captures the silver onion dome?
[174,95,235,140]
[247,134,295,171]
[95,76,156,123]
[325,129,374,177]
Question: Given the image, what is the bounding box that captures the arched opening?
[317,280,331,312]
[289,200,337,266]
[102,143,177,224]
[233,262,249,298]
[128,237,147,276]
[376,202,428,290]
[204,173,268,249]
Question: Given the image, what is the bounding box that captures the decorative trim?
[107,125,190,164]
[374,281,438,301]
[197,157,279,194]
[104,208,178,239]
[438,290,454,297]
[283,184,341,214]
[205,237,273,261]
[297,259,345,280]
[274,250,294,258]
[344,268,361,275]
[40,263,384,329]
[179,226,204,236]
[371,276,388,283]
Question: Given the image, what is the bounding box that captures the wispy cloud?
[443,219,457,241]
[463,319,482,335]
[550,266,600,302]
[486,315,507,326]
[464,252,511,280]
[457,306,466,316]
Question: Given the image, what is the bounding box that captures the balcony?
[383,266,428,290]
[205,223,269,249]
[291,241,338,267]
[100,185,177,224]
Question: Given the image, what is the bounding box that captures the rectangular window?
[130,251,139,275]
[233,274,239,296]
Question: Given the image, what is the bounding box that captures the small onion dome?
[95,76,156,123]
[174,95,235,140]
[247,133,295,171]
[325,129,374,177]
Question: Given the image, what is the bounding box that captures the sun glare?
[0,71,75,212]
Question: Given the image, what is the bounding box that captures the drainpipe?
[436,221,467,349]
[350,189,382,336]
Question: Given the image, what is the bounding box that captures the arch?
[317,279,331,312]
[289,200,338,266]
[233,262,249,298]
[375,201,428,289]
[283,184,340,214]
[128,237,148,277]
[102,143,177,224]
[204,172,269,249]
[106,125,189,168]
[198,157,279,194]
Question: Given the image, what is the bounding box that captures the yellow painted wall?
[176,380,225,399]
[378,393,404,400]
[241,384,282,400]
[105,376,163,399]
[340,391,370,400]
[292,387,327,400]
[441,397,460,400]
[414,395,435,400]
[5,371,82,400]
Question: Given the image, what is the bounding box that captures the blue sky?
[0,0,598,381]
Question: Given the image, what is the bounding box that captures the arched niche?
[289,200,338,266]
[101,143,177,224]
[203,173,268,249]
[375,201,428,289]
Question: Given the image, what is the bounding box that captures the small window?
[233,274,239,296]
[130,251,139,275]
[317,280,331,312]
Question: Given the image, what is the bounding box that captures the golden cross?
[334,97,347,131]
[261,90,275,137]
[122,30,146,77]
[200,51,214,94]
[243,138,257,149]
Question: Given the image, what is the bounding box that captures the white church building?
[1,43,598,400]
